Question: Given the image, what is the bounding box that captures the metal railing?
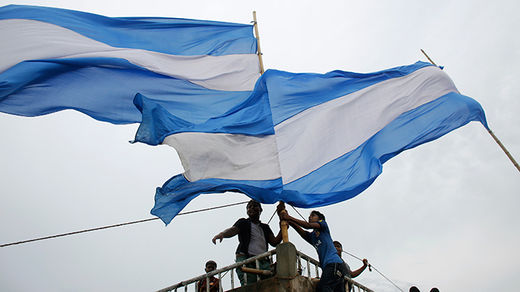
[296,250,373,292]
[156,250,276,292]
[157,248,372,292]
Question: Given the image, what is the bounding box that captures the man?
[212,200,282,285]
[333,241,368,291]
[279,209,346,292]
[197,260,220,292]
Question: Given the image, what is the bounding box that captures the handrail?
[156,250,276,292]
[345,277,374,292]
[157,248,371,292]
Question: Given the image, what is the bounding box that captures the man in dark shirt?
[212,200,282,285]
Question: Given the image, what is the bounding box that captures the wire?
[1,201,248,248]
[342,250,404,292]
[290,204,307,221]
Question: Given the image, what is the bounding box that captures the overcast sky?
[1,1,519,291]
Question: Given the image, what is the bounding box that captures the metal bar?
[306,259,311,278]
[231,268,234,289]
[218,272,222,292]
[255,259,260,282]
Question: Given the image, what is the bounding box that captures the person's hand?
[362,259,369,268]
[212,233,224,244]
[279,211,289,220]
[276,201,286,214]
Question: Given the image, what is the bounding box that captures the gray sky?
[1,1,519,291]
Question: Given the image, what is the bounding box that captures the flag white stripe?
[0,19,260,91]
[163,132,281,181]
[275,66,458,184]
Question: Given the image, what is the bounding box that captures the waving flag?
[0,5,259,124]
[134,61,488,224]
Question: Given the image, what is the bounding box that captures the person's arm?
[212,226,240,244]
[350,259,369,278]
[280,212,321,230]
[267,226,283,246]
[287,220,310,240]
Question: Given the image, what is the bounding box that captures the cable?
[342,251,404,292]
[1,200,248,248]
[290,204,307,221]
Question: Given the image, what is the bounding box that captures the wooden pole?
[252,11,265,74]
[277,202,289,243]
[421,49,520,173]
[487,129,520,172]
[420,49,437,66]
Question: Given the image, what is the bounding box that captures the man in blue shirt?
[279,209,347,292]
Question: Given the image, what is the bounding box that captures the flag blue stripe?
[0,58,252,124]
[265,61,432,125]
[134,85,275,145]
[281,92,488,207]
[0,5,257,56]
[151,175,282,225]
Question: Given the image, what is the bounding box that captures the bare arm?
[212,226,240,244]
[350,259,369,278]
[287,220,309,240]
[268,228,282,246]
[280,212,321,230]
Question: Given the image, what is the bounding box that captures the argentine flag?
[134,61,488,225]
[0,5,260,124]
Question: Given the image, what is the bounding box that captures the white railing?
[157,248,372,292]
[156,250,276,292]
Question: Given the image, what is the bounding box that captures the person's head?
[333,240,342,257]
[309,210,325,223]
[430,288,439,292]
[246,200,262,221]
[409,286,420,292]
[205,260,217,273]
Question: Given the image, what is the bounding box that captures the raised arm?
[280,212,321,230]
[350,259,369,278]
[212,226,240,244]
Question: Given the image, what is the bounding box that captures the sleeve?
[233,218,247,230]
[318,220,329,233]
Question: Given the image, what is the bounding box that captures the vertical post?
[252,11,265,74]
[280,219,289,243]
[231,267,235,289]
[420,49,520,174]
[277,201,290,243]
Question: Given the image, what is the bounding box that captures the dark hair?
[310,210,325,220]
[430,288,439,292]
[205,260,217,268]
[333,240,342,248]
[246,200,262,210]
[409,286,420,292]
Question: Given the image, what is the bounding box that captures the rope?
[290,205,307,221]
[1,201,248,248]
[342,251,404,292]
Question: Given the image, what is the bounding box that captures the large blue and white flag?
[0,5,260,124]
[134,61,488,224]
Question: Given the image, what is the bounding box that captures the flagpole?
[421,49,520,173]
[252,11,265,74]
